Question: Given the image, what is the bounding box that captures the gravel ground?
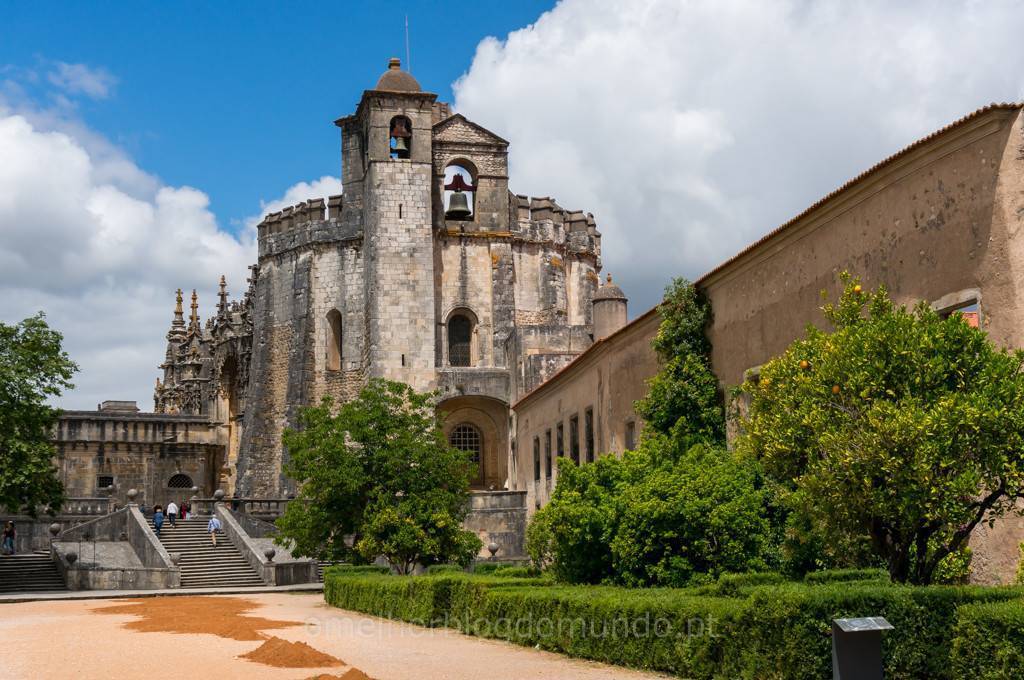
[0,593,671,679]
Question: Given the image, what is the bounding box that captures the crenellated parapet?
[256,194,361,259]
[510,193,602,259]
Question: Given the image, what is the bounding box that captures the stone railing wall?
[216,506,317,586]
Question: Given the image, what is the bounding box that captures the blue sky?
[3,1,556,232]
[3,0,1023,409]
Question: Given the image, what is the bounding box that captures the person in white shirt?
[207,515,222,546]
[166,501,179,528]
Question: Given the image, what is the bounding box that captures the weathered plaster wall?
[699,105,1024,584]
[512,308,660,512]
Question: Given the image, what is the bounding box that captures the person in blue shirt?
[153,505,165,537]
[207,515,222,547]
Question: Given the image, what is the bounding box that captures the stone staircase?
[0,551,66,593]
[149,517,264,588]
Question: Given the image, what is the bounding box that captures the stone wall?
[55,409,222,509]
[464,491,527,560]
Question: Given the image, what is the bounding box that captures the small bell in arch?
[444,173,475,220]
[389,117,412,159]
[446,189,472,220]
[391,136,409,157]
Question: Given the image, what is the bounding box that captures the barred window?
[448,314,473,367]
[96,475,114,492]
[167,473,194,489]
[449,423,482,464]
[584,408,595,463]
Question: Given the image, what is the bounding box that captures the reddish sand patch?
[93,595,299,641]
[308,670,376,680]
[238,635,343,668]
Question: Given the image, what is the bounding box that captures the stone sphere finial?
[49,523,61,537]
[126,489,138,503]
[487,542,500,558]
[191,486,199,495]
[213,489,225,502]
[264,547,276,562]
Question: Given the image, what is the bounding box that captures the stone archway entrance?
[437,396,509,490]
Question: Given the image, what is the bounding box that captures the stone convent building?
[154,58,607,498]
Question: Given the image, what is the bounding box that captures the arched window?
[167,473,193,489]
[444,161,476,221]
[448,314,473,367]
[389,115,412,159]
[449,423,482,464]
[326,309,343,371]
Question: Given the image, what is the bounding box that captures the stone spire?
[172,289,185,328]
[189,289,200,331]
[166,289,186,342]
[217,275,229,315]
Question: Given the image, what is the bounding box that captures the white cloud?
[0,107,339,411]
[47,62,117,99]
[452,0,1024,312]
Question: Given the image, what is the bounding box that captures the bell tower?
[335,58,439,389]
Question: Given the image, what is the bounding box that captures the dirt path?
[1,593,670,679]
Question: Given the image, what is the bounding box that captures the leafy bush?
[610,442,774,587]
[528,442,777,587]
[950,598,1024,679]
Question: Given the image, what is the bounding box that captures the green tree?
[737,273,1024,584]
[275,379,482,572]
[636,277,723,447]
[0,313,77,515]
[610,439,774,587]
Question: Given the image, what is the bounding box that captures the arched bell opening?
[444,160,476,221]
[389,115,412,159]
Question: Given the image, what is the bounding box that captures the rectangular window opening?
[545,430,552,479]
[533,437,541,482]
[569,414,580,464]
[584,408,594,463]
[625,420,636,451]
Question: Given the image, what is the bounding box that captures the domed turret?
[374,57,421,92]
[592,273,628,340]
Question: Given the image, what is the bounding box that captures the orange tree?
[737,274,1024,584]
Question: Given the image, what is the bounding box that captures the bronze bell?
[391,136,409,158]
[446,189,472,220]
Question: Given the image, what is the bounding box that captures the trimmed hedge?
[323,570,1024,679]
[950,599,1024,679]
[694,571,786,597]
[425,564,465,575]
[322,564,391,576]
[803,568,889,585]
